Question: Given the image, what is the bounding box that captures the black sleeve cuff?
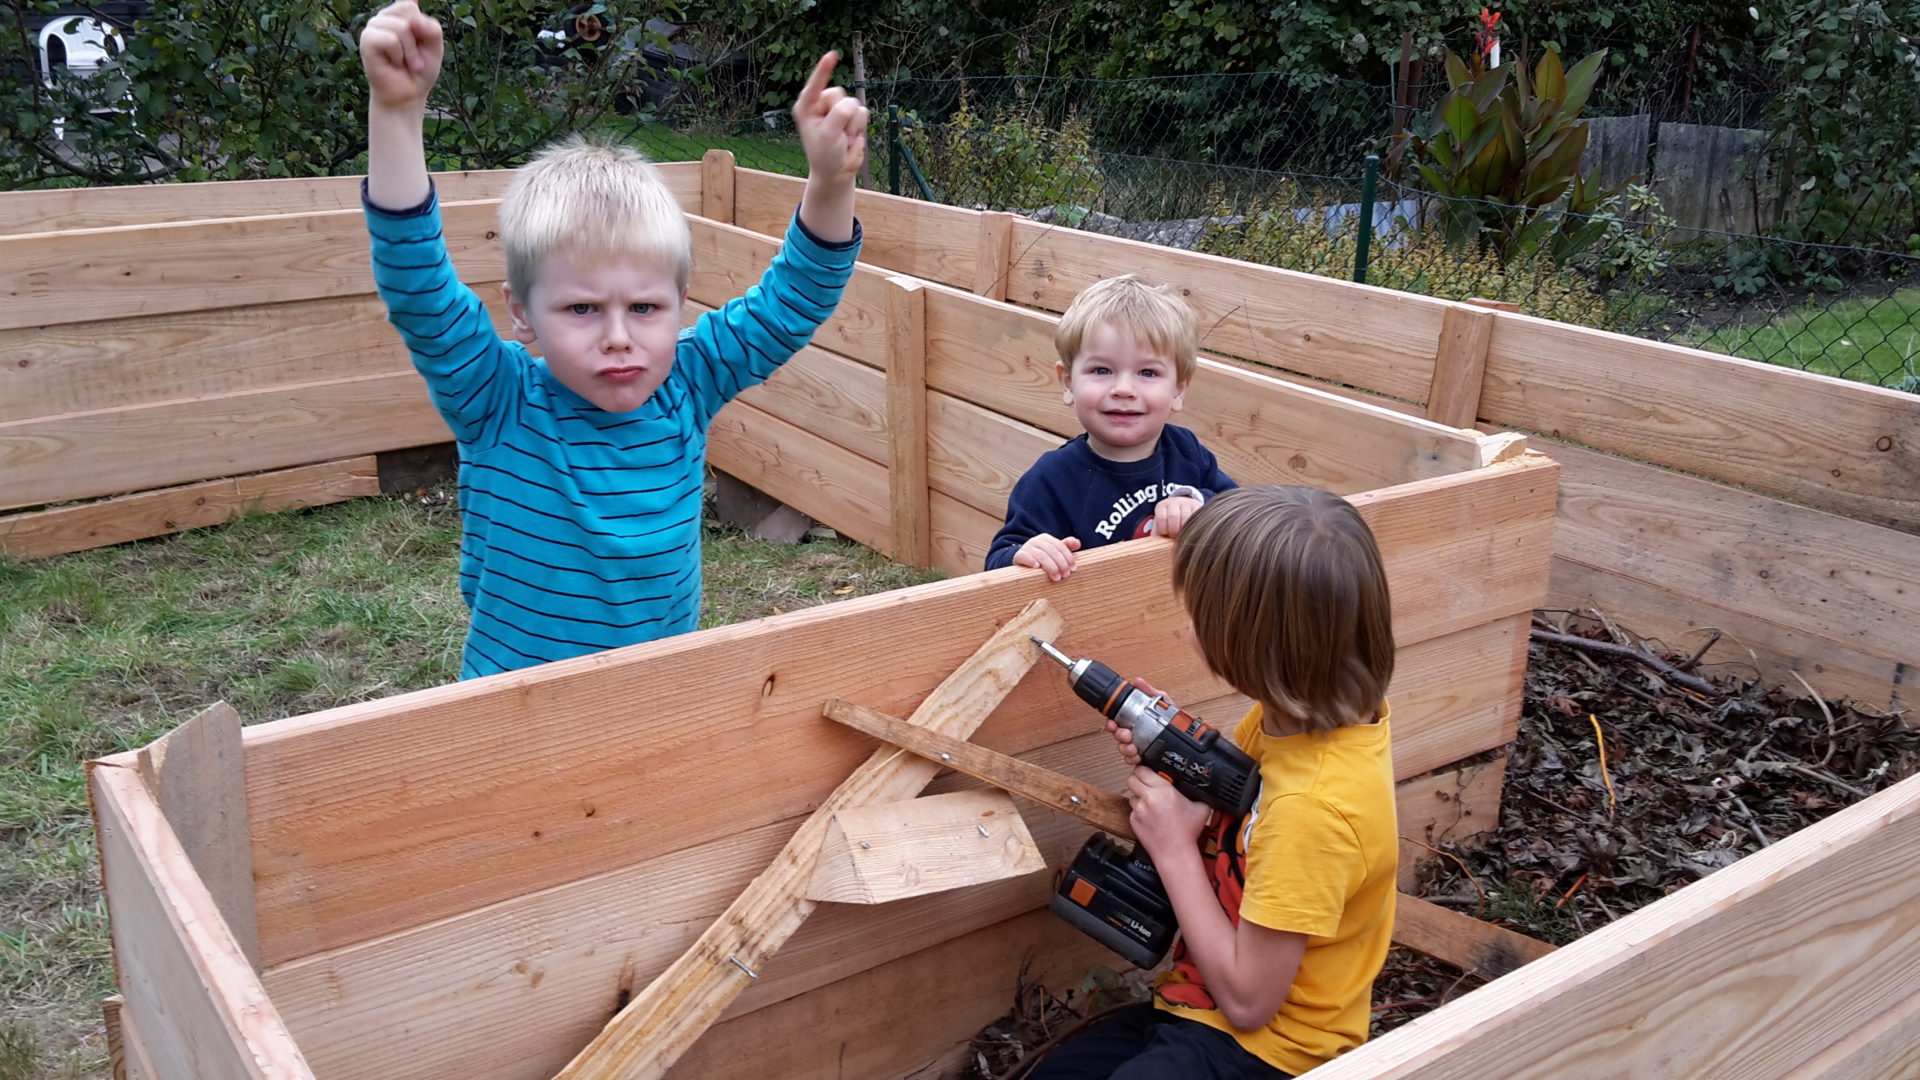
[362,176,439,219]
[792,206,863,251]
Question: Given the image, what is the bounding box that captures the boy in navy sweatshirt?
[985,276,1236,580]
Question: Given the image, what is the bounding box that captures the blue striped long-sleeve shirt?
[365,185,862,679]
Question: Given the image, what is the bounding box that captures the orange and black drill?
[1033,637,1261,968]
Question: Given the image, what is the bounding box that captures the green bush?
[908,95,1103,211]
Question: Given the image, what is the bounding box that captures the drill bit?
[1032,636,1073,670]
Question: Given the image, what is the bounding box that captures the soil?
[963,610,1918,1076]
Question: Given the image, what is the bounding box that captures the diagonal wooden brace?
[551,598,1065,1080]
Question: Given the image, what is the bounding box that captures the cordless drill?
[1034,638,1261,969]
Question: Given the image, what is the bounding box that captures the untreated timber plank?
[922,284,1484,492]
[698,150,735,224]
[134,703,261,971]
[1002,218,1451,403]
[1397,756,1506,892]
[1426,303,1495,429]
[731,168,982,290]
[1392,895,1555,979]
[0,201,506,331]
[707,396,892,555]
[1536,435,1918,711]
[1311,770,1920,1080]
[552,600,1063,1079]
[886,276,932,566]
[684,216,890,366]
[0,168,523,234]
[109,995,164,1080]
[1479,311,1920,533]
[805,789,1044,905]
[0,456,379,560]
[89,763,314,1080]
[0,372,448,512]
[1781,989,1920,1080]
[240,461,1547,966]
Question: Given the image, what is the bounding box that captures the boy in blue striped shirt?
[359,2,868,678]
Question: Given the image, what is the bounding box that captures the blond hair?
[498,135,692,302]
[1054,274,1199,384]
[1172,486,1394,734]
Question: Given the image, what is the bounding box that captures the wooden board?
[237,459,1548,967]
[1479,312,1920,533]
[1311,770,1920,1080]
[134,703,260,970]
[1397,756,1507,892]
[0,456,379,560]
[1781,990,1920,1080]
[0,168,523,234]
[0,201,506,331]
[0,372,448,512]
[1538,436,1917,712]
[806,789,1044,904]
[110,995,164,1080]
[707,396,893,555]
[885,277,932,566]
[1392,894,1555,979]
[921,284,1486,493]
[1002,218,1453,404]
[89,763,314,1080]
[731,168,982,290]
[684,217,891,367]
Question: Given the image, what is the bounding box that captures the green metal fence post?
[888,105,902,197]
[1354,153,1380,284]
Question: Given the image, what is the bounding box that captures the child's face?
[1059,323,1187,462]
[507,250,687,414]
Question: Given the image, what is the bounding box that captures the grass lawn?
[1690,286,1920,389]
[0,485,935,1080]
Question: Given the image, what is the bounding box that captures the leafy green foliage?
[0,0,686,187]
[909,97,1103,212]
[1752,0,1920,250]
[1403,46,1626,262]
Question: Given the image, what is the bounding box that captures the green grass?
[0,487,935,1079]
[1690,286,1920,389]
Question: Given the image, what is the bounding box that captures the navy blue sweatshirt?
[985,425,1237,570]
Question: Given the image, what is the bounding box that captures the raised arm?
[791,51,867,243]
[360,1,442,210]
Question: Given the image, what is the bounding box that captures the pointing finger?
[798,51,839,113]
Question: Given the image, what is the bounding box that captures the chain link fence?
[825,73,1918,393]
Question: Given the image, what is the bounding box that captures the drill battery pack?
[1049,832,1177,971]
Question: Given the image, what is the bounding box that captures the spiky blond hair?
[498,135,691,302]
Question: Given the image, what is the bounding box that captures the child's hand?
[361,1,444,111]
[1127,767,1212,860]
[792,52,870,188]
[1103,677,1162,766]
[1154,495,1203,539]
[1012,534,1081,581]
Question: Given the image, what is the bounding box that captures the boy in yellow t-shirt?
[1030,485,1399,1079]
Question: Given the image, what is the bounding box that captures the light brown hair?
[498,135,692,303]
[1172,485,1394,733]
[1054,274,1199,384]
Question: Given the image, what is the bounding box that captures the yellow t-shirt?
[1154,702,1398,1075]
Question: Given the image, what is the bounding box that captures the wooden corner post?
[972,211,1015,301]
[1424,301,1497,430]
[885,275,932,568]
[700,149,736,225]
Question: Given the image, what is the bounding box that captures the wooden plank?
[708,397,892,555]
[930,487,1001,575]
[134,703,261,971]
[0,201,506,331]
[672,908,1109,1080]
[922,285,1485,493]
[1002,218,1451,403]
[0,289,500,423]
[259,734,1120,1080]
[0,372,448,512]
[731,168,981,290]
[89,763,314,1080]
[1538,435,1917,712]
[1426,303,1495,428]
[685,216,891,366]
[688,300,889,465]
[1311,769,1920,1080]
[552,600,1063,1080]
[699,149,735,224]
[0,456,379,559]
[1397,756,1507,892]
[103,995,126,1080]
[1781,989,1920,1080]
[239,462,1544,966]
[886,276,932,566]
[0,169,521,234]
[823,698,1134,838]
[1480,311,1920,532]
[973,210,1014,300]
[112,996,164,1080]
[927,390,1056,520]
[805,789,1044,904]
[1393,894,1555,978]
